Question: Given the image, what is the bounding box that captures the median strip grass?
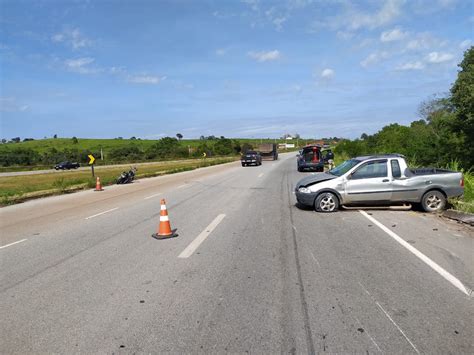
[0,157,238,206]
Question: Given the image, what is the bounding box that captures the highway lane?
[1,153,473,353]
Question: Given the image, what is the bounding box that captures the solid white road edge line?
[359,210,471,296]
[85,207,119,220]
[178,214,226,258]
[177,184,188,189]
[258,173,264,178]
[144,192,162,200]
[0,239,27,250]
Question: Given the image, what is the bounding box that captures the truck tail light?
[460,177,464,187]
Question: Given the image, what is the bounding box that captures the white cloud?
[336,31,355,40]
[248,50,281,62]
[380,28,407,42]
[360,51,390,68]
[460,39,472,49]
[127,75,163,84]
[288,0,314,9]
[263,6,288,31]
[314,0,404,32]
[272,17,287,31]
[64,57,97,74]
[0,97,29,112]
[321,68,335,79]
[405,32,447,51]
[426,51,454,63]
[52,28,92,49]
[396,61,425,70]
[242,0,260,12]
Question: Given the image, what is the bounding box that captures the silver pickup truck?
[295,154,464,213]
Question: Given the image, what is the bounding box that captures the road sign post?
[88,154,96,177]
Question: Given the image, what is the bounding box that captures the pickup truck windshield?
[328,159,360,177]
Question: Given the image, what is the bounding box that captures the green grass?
[444,161,474,213]
[1,137,329,153]
[1,137,310,153]
[0,157,238,205]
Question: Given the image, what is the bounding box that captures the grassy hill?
[0,137,324,171]
[2,137,311,152]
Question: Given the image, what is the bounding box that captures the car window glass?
[329,159,360,176]
[391,159,401,178]
[302,147,321,162]
[352,160,387,179]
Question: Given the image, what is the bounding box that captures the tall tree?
[451,46,474,168]
[176,133,183,140]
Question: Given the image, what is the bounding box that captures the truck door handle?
[382,179,389,182]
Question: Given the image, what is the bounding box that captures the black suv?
[55,161,80,170]
[241,151,262,166]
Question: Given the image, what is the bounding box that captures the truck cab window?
[352,160,388,179]
[391,159,401,178]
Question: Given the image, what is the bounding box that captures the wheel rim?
[320,195,336,211]
[426,194,442,210]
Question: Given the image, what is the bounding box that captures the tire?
[297,167,302,172]
[315,192,339,213]
[421,190,446,212]
[241,163,246,167]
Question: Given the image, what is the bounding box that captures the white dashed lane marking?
[85,207,119,220]
[0,239,28,250]
[178,214,226,258]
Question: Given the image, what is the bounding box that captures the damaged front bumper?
[295,187,318,206]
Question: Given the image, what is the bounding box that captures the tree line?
[0,137,254,167]
[335,47,473,170]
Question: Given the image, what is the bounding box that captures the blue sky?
[1,0,472,139]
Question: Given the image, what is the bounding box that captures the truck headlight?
[298,187,311,193]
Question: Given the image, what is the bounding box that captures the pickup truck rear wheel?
[315,192,339,213]
[421,190,446,212]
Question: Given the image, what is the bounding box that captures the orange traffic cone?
[95,176,104,191]
[152,199,178,240]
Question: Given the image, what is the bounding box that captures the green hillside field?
[0,137,324,171]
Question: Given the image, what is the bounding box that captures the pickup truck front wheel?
[315,192,339,213]
[421,190,446,212]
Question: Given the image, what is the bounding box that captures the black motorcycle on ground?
[116,167,137,184]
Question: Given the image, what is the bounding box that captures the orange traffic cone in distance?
[152,199,177,240]
[95,176,104,191]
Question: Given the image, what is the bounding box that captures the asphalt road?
[1,153,473,353]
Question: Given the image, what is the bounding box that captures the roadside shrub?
[0,147,42,166]
[109,144,143,161]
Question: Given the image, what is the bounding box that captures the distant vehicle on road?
[297,145,324,172]
[241,151,262,166]
[295,154,464,213]
[55,161,80,170]
[258,143,278,160]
